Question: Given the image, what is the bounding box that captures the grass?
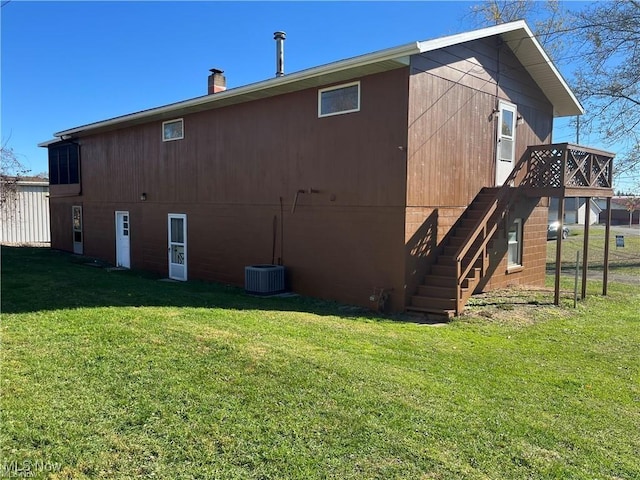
[1,246,639,479]
[546,225,640,277]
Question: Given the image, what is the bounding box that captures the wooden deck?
[408,143,616,317]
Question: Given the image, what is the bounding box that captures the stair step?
[421,274,457,287]
[406,305,456,318]
[407,187,501,318]
[405,305,455,318]
[422,274,475,289]
[437,256,482,267]
[417,284,464,298]
[464,209,487,219]
[443,245,461,256]
[444,242,494,256]
[427,265,481,281]
[446,236,466,247]
[411,295,456,311]
[455,226,474,235]
[431,264,457,276]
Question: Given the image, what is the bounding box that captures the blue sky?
[2,1,607,184]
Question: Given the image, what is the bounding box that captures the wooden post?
[554,196,565,305]
[603,197,612,296]
[574,251,579,308]
[581,197,591,299]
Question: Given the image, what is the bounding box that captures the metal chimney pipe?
[274,31,286,77]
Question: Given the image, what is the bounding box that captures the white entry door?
[495,101,517,186]
[168,214,187,281]
[115,211,131,268]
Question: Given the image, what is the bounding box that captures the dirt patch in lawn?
[461,286,569,325]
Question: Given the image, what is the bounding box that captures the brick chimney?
[208,68,226,94]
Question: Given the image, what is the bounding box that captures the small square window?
[162,119,184,142]
[318,82,360,117]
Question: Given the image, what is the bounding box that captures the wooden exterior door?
[168,214,187,281]
[495,101,517,186]
[115,211,131,268]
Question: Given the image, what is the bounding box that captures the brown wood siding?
[406,37,554,207]
[405,36,553,299]
[49,68,411,311]
[49,199,74,252]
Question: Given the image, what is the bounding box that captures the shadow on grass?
[1,246,409,322]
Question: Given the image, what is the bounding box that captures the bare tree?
[1,140,31,208]
[623,196,640,227]
[468,0,570,62]
[468,0,639,191]
[571,1,640,187]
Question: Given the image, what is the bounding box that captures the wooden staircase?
[406,143,616,318]
[407,188,501,318]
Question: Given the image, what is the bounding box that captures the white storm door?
[115,211,131,268]
[168,214,187,281]
[495,101,517,186]
[72,206,83,255]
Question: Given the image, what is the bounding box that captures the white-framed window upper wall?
[162,118,184,142]
[318,81,360,118]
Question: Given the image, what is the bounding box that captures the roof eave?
[43,20,583,142]
[415,20,583,118]
[50,41,420,139]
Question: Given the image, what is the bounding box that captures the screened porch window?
[48,143,80,185]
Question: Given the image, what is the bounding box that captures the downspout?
[279,196,284,265]
[492,36,503,175]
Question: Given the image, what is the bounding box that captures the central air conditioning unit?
[244,265,285,295]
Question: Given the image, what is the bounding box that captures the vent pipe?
[274,31,286,77]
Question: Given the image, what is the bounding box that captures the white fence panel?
[1,183,50,244]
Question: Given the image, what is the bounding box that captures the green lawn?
[1,246,639,479]
[546,225,640,277]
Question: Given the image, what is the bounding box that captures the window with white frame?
[508,218,523,268]
[318,82,360,117]
[162,119,184,142]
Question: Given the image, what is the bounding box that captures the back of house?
[41,21,613,315]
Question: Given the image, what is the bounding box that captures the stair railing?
[452,143,615,315]
[453,152,530,315]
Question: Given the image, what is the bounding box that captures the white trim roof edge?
[416,19,531,52]
[16,180,49,186]
[49,41,421,140]
[504,21,583,115]
[417,20,583,116]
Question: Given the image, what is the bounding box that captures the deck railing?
[521,143,614,190]
[453,143,614,315]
